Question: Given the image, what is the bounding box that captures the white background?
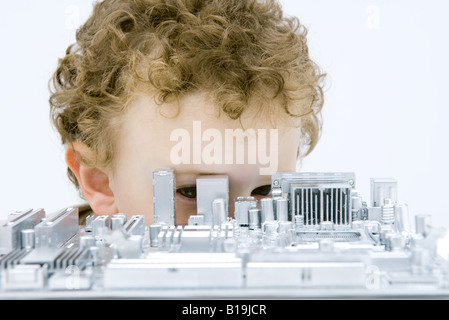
[1,0,448,227]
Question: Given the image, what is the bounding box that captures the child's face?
[107,92,301,225]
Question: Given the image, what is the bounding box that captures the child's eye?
[177,186,197,199]
[251,185,271,196]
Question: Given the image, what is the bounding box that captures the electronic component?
[370,177,397,207]
[248,208,261,230]
[196,175,229,225]
[33,207,78,249]
[260,198,275,223]
[271,172,354,228]
[153,169,176,225]
[0,208,45,255]
[212,198,227,226]
[234,196,257,226]
[1,171,449,299]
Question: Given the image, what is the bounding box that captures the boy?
[49,0,325,225]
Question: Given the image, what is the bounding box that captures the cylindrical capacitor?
[248,208,261,230]
[260,198,275,222]
[21,229,35,250]
[234,197,257,226]
[275,198,289,221]
[212,198,227,226]
[149,224,162,247]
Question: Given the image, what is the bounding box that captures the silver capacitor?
[149,224,162,247]
[260,198,275,223]
[20,229,35,250]
[274,198,289,221]
[234,197,257,226]
[248,208,262,230]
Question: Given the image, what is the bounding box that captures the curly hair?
[49,0,326,189]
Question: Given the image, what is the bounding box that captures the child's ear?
[65,142,118,215]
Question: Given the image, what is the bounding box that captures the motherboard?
[1,170,449,298]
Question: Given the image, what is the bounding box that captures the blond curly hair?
[49,0,326,188]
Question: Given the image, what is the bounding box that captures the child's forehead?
[124,91,296,133]
[114,91,300,159]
